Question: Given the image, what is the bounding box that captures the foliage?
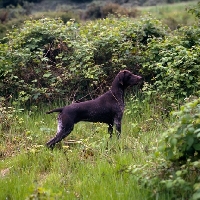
[0,3,200,199]
[140,1,197,30]
[131,97,200,199]
[1,1,197,39]
[84,2,139,19]
[0,18,76,104]
[161,97,200,162]
[0,16,167,105]
[188,1,200,20]
[1,7,199,107]
[0,0,42,8]
[26,186,62,200]
[0,4,80,39]
[101,2,139,18]
[0,97,164,199]
[0,0,194,8]
[0,97,24,131]
[141,23,200,108]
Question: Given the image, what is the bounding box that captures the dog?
[46,70,142,149]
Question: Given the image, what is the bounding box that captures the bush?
[188,1,200,20]
[141,24,200,108]
[84,3,102,20]
[1,14,198,107]
[0,97,23,132]
[0,16,168,105]
[0,5,80,40]
[84,2,139,20]
[161,97,200,162]
[0,18,76,105]
[131,97,200,199]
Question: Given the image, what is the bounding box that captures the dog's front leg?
[114,117,122,139]
[116,123,121,139]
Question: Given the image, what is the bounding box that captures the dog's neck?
[110,82,125,108]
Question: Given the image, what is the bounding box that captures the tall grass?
[0,96,171,199]
[139,1,198,29]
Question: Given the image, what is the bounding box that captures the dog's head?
[118,70,142,87]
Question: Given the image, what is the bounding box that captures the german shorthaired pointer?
[46,70,142,149]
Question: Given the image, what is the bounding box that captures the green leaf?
[195,129,200,137]
[43,73,52,78]
[186,135,194,148]
[176,170,182,176]
[192,192,200,200]
[170,138,177,146]
[193,143,200,151]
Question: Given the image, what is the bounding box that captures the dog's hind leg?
[46,125,74,149]
[46,114,74,149]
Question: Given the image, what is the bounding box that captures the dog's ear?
[118,70,126,85]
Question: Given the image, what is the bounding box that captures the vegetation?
[0,1,198,39]
[0,1,200,200]
[131,97,200,199]
[0,0,195,8]
[0,97,166,199]
[0,16,169,105]
[139,1,197,29]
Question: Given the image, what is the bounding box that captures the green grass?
[139,1,198,29]
[0,96,171,199]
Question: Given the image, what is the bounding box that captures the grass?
[0,95,171,199]
[139,1,198,29]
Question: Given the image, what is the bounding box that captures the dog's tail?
[46,107,64,114]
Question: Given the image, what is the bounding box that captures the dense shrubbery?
[141,24,200,107]
[162,98,200,162]
[0,1,197,40]
[131,97,200,199]
[0,18,76,104]
[0,16,168,105]
[0,5,199,107]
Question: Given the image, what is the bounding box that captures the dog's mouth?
[131,76,142,85]
[137,78,143,85]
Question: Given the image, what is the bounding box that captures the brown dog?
[46,70,142,149]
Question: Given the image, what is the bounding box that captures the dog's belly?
[82,115,112,124]
[75,109,114,124]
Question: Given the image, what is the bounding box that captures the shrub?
[84,2,140,20]
[131,97,200,199]
[161,97,200,162]
[0,18,76,105]
[0,16,168,105]
[0,97,23,131]
[0,9,8,23]
[84,3,102,20]
[101,3,122,18]
[141,24,200,108]
[101,3,139,18]
[188,1,200,20]
[32,11,80,23]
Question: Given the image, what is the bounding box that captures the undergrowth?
[0,95,171,199]
[131,97,200,199]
